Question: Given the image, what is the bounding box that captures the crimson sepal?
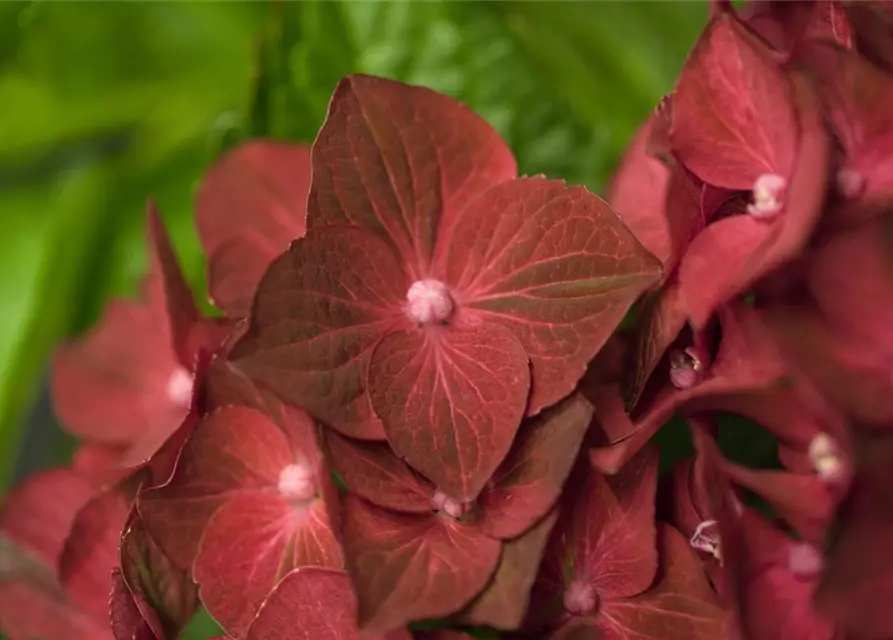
[587,303,786,473]
[0,468,114,640]
[139,402,342,638]
[232,74,660,500]
[328,393,592,634]
[525,448,725,639]
[242,568,410,640]
[196,141,311,318]
[51,202,232,475]
[110,511,198,640]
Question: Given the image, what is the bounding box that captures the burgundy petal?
[341,494,500,635]
[196,141,311,318]
[367,321,529,502]
[597,525,726,640]
[244,568,410,640]
[459,507,558,630]
[808,217,893,353]
[677,73,828,328]
[139,405,311,570]
[670,13,798,189]
[441,177,661,415]
[119,513,198,640]
[232,225,407,440]
[607,116,674,265]
[477,393,593,539]
[194,494,342,637]
[308,74,517,277]
[589,303,787,473]
[59,489,130,617]
[324,431,434,513]
[0,469,96,568]
[110,568,156,640]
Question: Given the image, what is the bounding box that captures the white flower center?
[431,490,470,519]
[166,367,194,406]
[406,279,454,325]
[747,173,787,219]
[808,432,844,484]
[788,542,823,579]
[669,348,704,389]
[564,579,597,615]
[836,168,865,199]
[278,463,316,502]
[690,520,722,561]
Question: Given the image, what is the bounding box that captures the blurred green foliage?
[0,2,707,637]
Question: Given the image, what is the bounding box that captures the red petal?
[197,141,311,318]
[342,494,500,635]
[308,74,516,277]
[0,468,96,568]
[232,225,407,440]
[139,406,299,570]
[194,494,342,637]
[51,300,187,446]
[815,469,893,638]
[598,525,725,640]
[368,322,530,502]
[59,489,130,616]
[722,463,834,543]
[737,509,836,640]
[620,278,688,408]
[607,117,674,264]
[478,393,593,539]
[670,14,797,188]
[459,507,558,630]
[766,303,893,427]
[244,568,410,640]
[807,42,893,216]
[677,74,828,328]
[0,578,112,640]
[324,431,434,513]
[846,2,893,73]
[441,177,661,415]
[145,202,199,367]
[110,568,156,640]
[741,0,851,54]
[119,513,198,639]
[808,217,893,353]
[590,304,787,473]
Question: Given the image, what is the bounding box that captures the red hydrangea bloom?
[0,468,113,640]
[196,141,311,318]
[524,447,725,639]
[326,393,592,634]
[51,203,231,473]
[138,377,343,638]
[672,15,829,327]
[231,74,662,501]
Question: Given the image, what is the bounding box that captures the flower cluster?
[1,1,892,639]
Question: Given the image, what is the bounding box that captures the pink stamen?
[789,542,823,579]
[564,579,598,615]
[669,348,705,389]
[166,367,194,406]
[808,433,845,484]
[431,490,469,519]
[278,463,316,502]
[747,173,787,219]
[690,520,722,561]
[836,168,866,199]
[406,279,454,325]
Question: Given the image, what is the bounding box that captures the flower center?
[808,433,845,484]
[788,542,823,579]
[669,348,705,389]
[690,520,722,561]
[836,168,865,199]
[166,367,194,406]
[747,173,787,219]
[278,463,316,502]
[564,579,598,615]
[431,490,471,519]
[406,279,454,325]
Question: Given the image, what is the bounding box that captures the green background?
[0,2,708,637]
